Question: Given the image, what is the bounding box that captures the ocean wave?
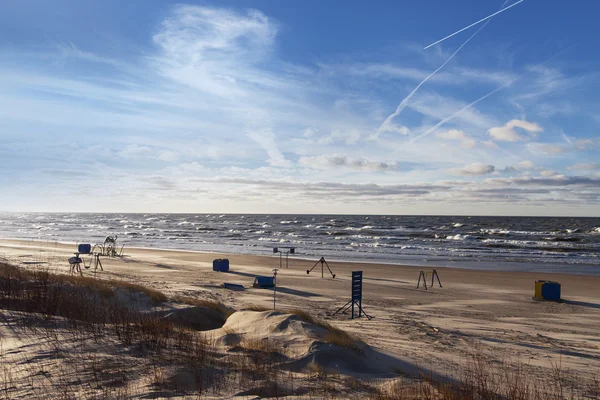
[446,234,474,241]
[344,225,375,231]
[480,228,559,236]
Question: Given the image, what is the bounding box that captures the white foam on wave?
[446,234,473,241]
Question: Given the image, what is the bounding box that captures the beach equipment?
[334,271,372,319]
[78,243,92,254]
[534,280,561,301]
[212,258,230,272]
[272,269,279,310]
[68,256,83,276]
[223,283,245,290]
[417,270,442,290]
[306,256,336,278]
[93,235,125,257]
[72,243,104,273]
[253,276,275,288]
[273,247,295,269]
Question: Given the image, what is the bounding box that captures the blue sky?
[1,0,599,215]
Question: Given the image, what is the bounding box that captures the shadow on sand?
[562,299,600,309]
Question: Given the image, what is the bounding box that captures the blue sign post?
[334,270,372,319]
[351,271,362,319]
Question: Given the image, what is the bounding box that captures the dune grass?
[1,261,599,399]
[172,295,234,317]
[289,309,363,351]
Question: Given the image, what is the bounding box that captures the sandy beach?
[2,237,600,389]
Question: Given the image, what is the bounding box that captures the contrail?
[377,19,489,134]
[424,0,526,50]
[377,1,512,136]
[399,47,572,150]
[403,78,518,148]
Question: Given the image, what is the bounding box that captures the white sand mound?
[210,311,404,376]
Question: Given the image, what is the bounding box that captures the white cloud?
[540,170,558,177]
[527,143,565,155]
[298,154,397,172]
[488,119,543,142]
[302,128,317,138]
[379,123,410,135]
[247,129,290,167]
[517,160,535,170]
[316,129,361,145]
[451,163,495,176]
[567,163,600,171]
[437,129,476,148]
[574,138,600,150]
[481,140,499,149]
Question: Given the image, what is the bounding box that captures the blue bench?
[223,283,245,291]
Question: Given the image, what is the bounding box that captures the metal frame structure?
[334,271,372,319]
[416,269,442,290]
[306,256,336,278]
[272,247,295,269]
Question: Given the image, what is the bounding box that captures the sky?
[0,0,599,216]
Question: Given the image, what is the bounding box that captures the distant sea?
[1,213,599,275]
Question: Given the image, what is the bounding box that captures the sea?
[1,213,599,275]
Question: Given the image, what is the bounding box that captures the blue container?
[541,281,561,301]
[78,244,92,254]
[212,259,229,272]
[253,276,275,288]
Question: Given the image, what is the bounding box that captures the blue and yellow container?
[534,280,561,301]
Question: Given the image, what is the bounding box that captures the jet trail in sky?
[377,1,512,136]
[403,78,519,148]
[402,48,572,149]
[377,19,489,135]
[423,0,525,50]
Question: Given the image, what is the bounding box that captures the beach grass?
[1,260,599,399]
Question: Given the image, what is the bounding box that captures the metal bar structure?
[333,271,372,320]
[417,270,442,290]
[306,256,336,278]
[273,247,295,268]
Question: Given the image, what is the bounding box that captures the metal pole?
[272,269,279,310]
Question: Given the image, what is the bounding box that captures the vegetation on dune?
[0,261,598,399]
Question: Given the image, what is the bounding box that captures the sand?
[1,237,600,384]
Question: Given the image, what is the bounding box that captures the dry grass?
[243,304,271,312]
[172,295,234,317]
[0,262,167,302]
[289,309,363,351]
[2,260,599,399]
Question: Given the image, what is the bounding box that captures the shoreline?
[1,236,599,277]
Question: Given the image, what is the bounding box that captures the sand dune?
[1,237,600,392]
